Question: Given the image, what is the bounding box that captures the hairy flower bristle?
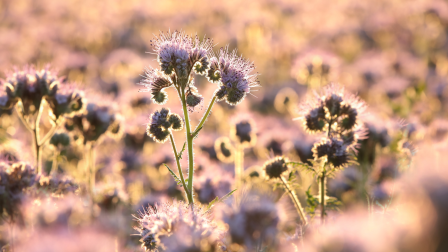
[134,201,222,251]
[209,46,260,106]
[139,67,173,105]
[150,31,213,84]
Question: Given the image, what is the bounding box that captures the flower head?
[150,31,213,83]
[312,137,351,169]
[46,82,85,121]
[298,84,366,135]
[134,201,223,251]
[263,156,289,179]
[221,191,280,249]
[208,47,260,106]
[146,108,183,143]
[2,66,61,115]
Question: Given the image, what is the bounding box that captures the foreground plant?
[296,83,366,223]
[134,201,223,251]
[0,67,85,174]
[140,31,259,204]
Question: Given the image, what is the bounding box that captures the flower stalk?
[280,176,308,226]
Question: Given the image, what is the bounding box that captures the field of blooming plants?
[0,0,448,251]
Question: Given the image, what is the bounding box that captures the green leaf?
[163,163,183,186]
[206,189,237,212]
[178,142,186,159]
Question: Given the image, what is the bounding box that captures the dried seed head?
[263,156,289,179]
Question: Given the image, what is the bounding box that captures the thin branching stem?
[169,133,192,203]
[39,120,62,146]
[280,176,308,226]
[193,96,217,133]
[33,104,43,174]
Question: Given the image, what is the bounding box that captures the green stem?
[51,150,59,176]
[320,170,326,224]
[193,96,217,133]
[280,176,308,226]
[169,133,192,203]
[180,89,195,204]
[33,105,43,174]
[39,120,62,146]
[234,144,244,188]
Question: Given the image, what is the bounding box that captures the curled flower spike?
[263,156,289,179]
[150,31,213,85]
[139,67,173,105]
[312,137,351,169]
[146,108,184,143]
[208,46,260,106]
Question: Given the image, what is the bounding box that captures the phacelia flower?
[134,201,223,251]
[263,156,289,179]
[298,83,366,136]
[150,31,213,85]
[312,137,351,169]
[208,47,260,106]
[146,108,184,143]
[221,191,280,249]
[1,66,61,115]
